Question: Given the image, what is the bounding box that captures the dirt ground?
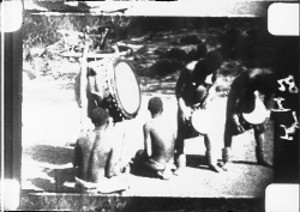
[21,73,274,199]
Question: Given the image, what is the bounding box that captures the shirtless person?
[175,50,223,172]
[222,68,277,169]
[73,108,129,193]
[133,97,176,180]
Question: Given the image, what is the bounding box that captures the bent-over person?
[73,108,129,193]
[222,68,277,169]
[175,50,223,172]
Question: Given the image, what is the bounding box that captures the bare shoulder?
[143,120,152,130]
[76,130,93,147]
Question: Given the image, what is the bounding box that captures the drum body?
[191,109,213,135]
[242,92,269,125]
[103,59,141,122]
[191,97,227,135]
[75,58,141,123]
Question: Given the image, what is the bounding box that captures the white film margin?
[265,184,299,212]
[268,3,299,36]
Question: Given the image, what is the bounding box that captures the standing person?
[74,59,109,130]
[175,50,223,172]
[222,68,277,169]
[73,108,129,193]
[132,97,176,180]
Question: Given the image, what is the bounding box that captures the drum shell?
[102,59,141,122]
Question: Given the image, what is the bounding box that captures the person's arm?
[143,123,152,157]
[105,149,114,178]
[175,70,192,120]
[264,92,275,110]
[226,86,246,133]
[105,135,126,178]
[175,69,186,101]
[105,140,121,178]
[87,75,97,94]
[73,141,81,168]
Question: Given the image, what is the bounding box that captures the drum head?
[242,97,269,125]
[242,109,269,125]
[191,109,214,134]
[114,60,141,118]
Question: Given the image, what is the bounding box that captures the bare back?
[144,115,176,164]
[74,129,119,183]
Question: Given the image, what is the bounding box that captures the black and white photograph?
[1,0,299,211]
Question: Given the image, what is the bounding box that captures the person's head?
[250,68,278,95]
[193,50,223,85]
[148,97,163,116]
[90,108,110,127]
[203,50,223,74]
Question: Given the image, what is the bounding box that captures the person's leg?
[157,160,176,180]
[97,175,130,194]
[132,150,165,178]
[131,149,147,175]
[145,159,172,180]
[174,110,188,170]
[221,88,240,169]
[223,119,234,152]
[221,119,234,170]
[87,94,98,118]
[204,135,223,172]
[254,124,272,167]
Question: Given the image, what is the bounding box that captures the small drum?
[191,109,214,135]
[242,92,269,125]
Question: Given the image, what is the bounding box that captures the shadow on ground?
[23,145,73,165]
[23,145,77,192]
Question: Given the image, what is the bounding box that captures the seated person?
[132,97,176,180]
[73,108,129,193]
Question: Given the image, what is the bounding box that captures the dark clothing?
[223,69,276,167]
[175,67,207,107]
[175,109,199,155]
[174,50,223,167]
[225,69,276,130]
[175,67,210,160]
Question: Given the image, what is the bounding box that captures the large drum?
[104,59,141,122]
[75,58,141,123]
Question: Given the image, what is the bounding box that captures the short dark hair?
[203,50,223,73]
[90,108,109,126]
[148,97,163,115]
